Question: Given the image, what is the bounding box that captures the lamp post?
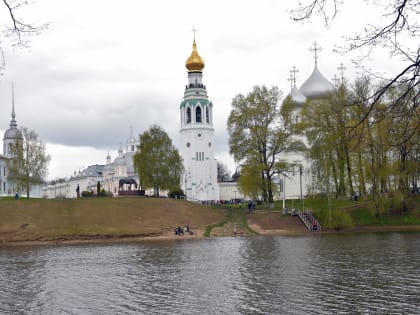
[324,158,332,224]
[299,165,304,211]
[282,172,286,210]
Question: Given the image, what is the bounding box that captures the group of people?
[247,201,256,212]
[233,227,244,237]
[175,224,193,236]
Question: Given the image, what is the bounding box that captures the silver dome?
[288,86,307,106]
[4,127,23,140]
[113,156,126,167]
[299,66,335,99]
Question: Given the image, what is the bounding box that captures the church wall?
[180,127,219,201]
[218,182,244,201]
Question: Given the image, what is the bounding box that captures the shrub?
[168,186,185,199]
[314,208,354,230]
[81,191,93,198]
[331,210,354,230]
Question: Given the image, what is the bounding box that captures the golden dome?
[185,39,205,72]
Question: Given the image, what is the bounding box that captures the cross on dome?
[289,66,299,88]
[192,25,198,40]
[309,41,322,66]
[288,75,294,90]
[338,63,347,84]
[332,74,340,86]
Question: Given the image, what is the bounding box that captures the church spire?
[10,82,17,128]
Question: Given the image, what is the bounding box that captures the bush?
[331,210,354,230]
[314,208,354,230]
[81,191,93,197]
[168,186,185,199]
[81,189,112,198]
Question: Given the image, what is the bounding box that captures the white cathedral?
[10,38,338,202]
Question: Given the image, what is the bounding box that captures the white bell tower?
[179,35,219,201]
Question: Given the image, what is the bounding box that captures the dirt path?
[247,212,310,235]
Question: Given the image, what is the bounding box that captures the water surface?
[1,233,419,314]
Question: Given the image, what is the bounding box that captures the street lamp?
[299,165,304,211]
[282,172,286,210]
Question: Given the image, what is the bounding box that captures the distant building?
[42,130,140,198]
[0,86,42,197]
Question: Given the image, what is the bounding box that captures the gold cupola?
[185,38,205,72]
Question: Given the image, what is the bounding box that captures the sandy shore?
[0,227,206,247]
[1,223,420,247]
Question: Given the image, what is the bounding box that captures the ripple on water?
[0,233,419,314]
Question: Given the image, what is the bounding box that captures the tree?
[133,125,183,197]
[290,0,419,142]
[0,0,47,71]
[236,157,264,200]
[7,128,51,198]
[227,85,304,204]
[217,161,230,182]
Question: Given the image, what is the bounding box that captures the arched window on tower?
[206,107,209,123]
[196,106,202,123]
[186,107,191,124]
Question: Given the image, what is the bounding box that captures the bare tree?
[290,0,419,141]
[0,0,47,71]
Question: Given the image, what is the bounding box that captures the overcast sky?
[0,0,408,180]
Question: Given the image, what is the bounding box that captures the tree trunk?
[344,143,354,197]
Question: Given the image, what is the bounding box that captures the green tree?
[133,125,183,197]
[236,157,264,200]
[7,128,50,198]
[227,85,304,204]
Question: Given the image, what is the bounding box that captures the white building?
[280,42,336,201]
[1,87,42,197]
[42,130,140,198]
[179,36,219,202]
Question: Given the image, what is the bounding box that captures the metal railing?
[297,210,322,231]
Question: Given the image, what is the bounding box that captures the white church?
[26,37,338,202]
[0,87,42,197]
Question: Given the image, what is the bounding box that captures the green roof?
[180,98,213,108]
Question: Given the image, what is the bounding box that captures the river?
[1,232,419,314]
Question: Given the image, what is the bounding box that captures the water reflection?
[0,233,419,314]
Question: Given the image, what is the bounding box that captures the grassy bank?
[204,206,256,237]
[218,195,420,232]
[0,198,225,242]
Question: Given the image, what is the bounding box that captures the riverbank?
[1,197,419,247]
[0,198,223,246]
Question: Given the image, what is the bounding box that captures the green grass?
[0,198,225,242]
[205,206,257,236]
[221,198,357,212]
[350,208,420,226]
[224,194,420,231]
